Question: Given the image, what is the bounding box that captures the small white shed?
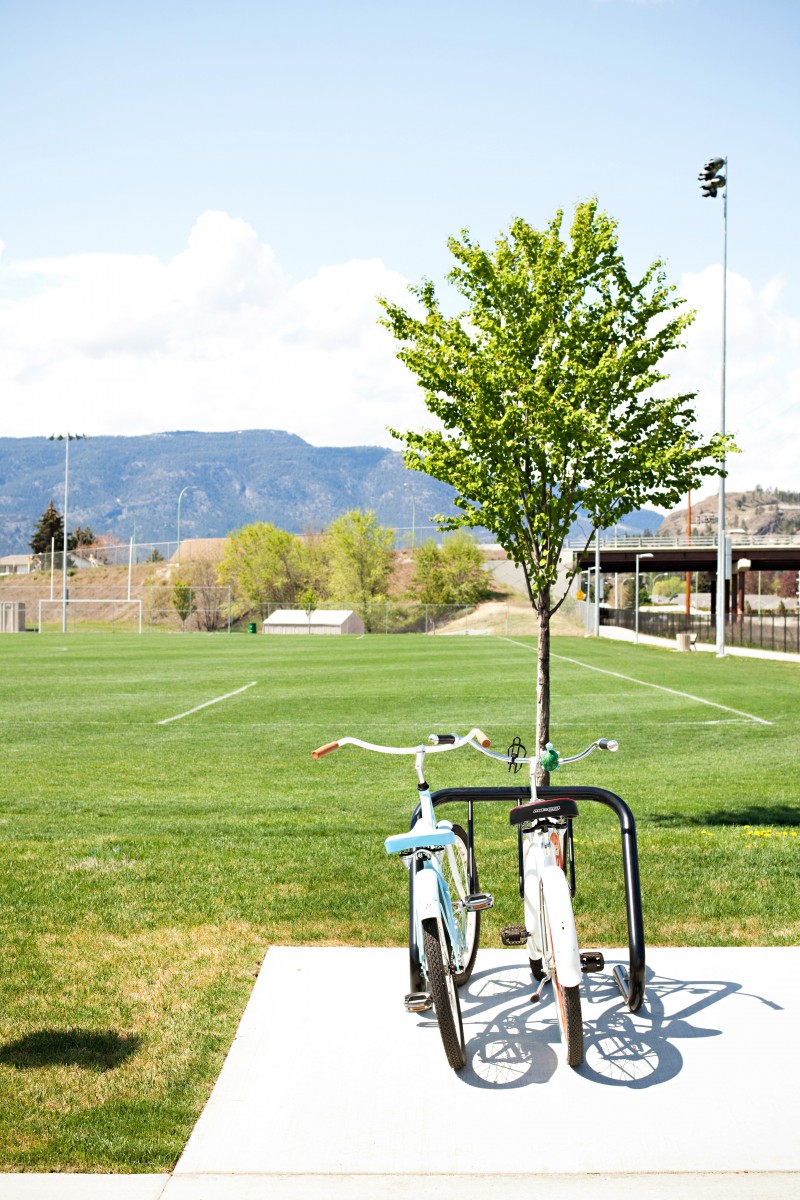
[262,609,365,635]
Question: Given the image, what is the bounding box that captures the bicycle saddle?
[509,797,578,826]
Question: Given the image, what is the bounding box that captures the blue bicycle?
[313,728,494,1070]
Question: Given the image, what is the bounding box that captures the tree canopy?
[410,531,490,606]
[380,200,733,764]
[218,522,322,617]
[30,501,72,555]
[326,509,394,630]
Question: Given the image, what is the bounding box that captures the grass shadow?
[647,804,800,828]
[0,1029,142,1072]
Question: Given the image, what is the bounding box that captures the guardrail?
[567,533,800,550]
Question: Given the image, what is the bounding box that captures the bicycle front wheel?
[540,869,584,1068]
[442,823,480,986]
[422,917,466,1071]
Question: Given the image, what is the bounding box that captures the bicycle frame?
[313,728,493,1068]
[386,772,467,982]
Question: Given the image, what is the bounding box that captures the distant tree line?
[215,509,490,631]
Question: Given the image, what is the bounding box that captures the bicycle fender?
[540,865,582,988]
[414,865,441,923]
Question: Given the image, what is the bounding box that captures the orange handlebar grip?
[475,729,491,748]
[312,741,340,759]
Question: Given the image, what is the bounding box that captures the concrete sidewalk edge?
[1,1171,797,1200]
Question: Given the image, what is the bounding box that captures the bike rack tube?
[408,784,646,1013]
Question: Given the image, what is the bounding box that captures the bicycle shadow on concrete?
[449,958,781,1091]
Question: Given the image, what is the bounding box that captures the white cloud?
[1,220,798,494]
[661,265,800,493]
[0,211,426,447]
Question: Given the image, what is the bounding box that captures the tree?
[325,509,394,630]
[30,501,72,555]
[440,531,491,605]
[411,531,490,605]
[300,587,318,633]
[72,526,95,547]
[172,580,195,630]
[177,560,227,631]
[411,540,449,604]
[218,523,319,617]
[380,200,732,775]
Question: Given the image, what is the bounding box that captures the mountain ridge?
[0,430,663,556]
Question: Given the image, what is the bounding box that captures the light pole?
[176,486,195,565]
[594,534,601,636]
[48,433,87,633]
[404,481,417,549]
[634,552,653,645]
[698,155,728,656]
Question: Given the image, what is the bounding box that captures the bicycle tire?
[422,916,466,1071]
[442,823,480,986]
[541,882,584,1068]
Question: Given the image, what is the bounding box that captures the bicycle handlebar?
[311,728,491,759]
[312,730,617,765]
[470,737,618,770]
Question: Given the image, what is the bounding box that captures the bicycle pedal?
[580,950,605,973]
[500,923,529,947]
[464,891,494,912]
[404,991,433,1013]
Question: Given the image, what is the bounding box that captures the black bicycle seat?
[509,797,578,826]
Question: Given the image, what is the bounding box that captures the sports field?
[0,632,797,1171]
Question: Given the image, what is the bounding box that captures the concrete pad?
[0,1177,169,1199]
[175,945,800,1181]
[163,1172,800,1199]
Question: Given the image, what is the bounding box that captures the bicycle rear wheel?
[442,823,480,986]
[422,916,466,1071]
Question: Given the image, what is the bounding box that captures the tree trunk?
[535,590,551,787]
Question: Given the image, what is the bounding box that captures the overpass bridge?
[570,534,800,614]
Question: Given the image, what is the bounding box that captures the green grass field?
[0,631,797,1171]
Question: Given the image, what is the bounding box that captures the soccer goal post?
[38,598,143,634]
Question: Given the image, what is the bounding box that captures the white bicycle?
[468,735,619,1068]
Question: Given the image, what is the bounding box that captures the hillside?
[0,429,664,556]
[0,431,458,556]
[659,489,800,538]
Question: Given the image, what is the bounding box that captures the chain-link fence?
[1,582,539,636]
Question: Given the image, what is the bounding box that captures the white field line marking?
[157,682,258,726]
[496,637,773,727]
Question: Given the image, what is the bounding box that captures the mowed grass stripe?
[0,632,796,1171]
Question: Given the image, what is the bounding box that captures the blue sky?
[1,0,798,492]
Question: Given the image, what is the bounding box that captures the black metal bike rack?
[408,784,646,1013]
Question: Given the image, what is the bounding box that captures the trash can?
[248,622,257,635]
[676,632,691,652]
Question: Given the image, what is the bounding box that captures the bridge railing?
[567,533,800,550]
